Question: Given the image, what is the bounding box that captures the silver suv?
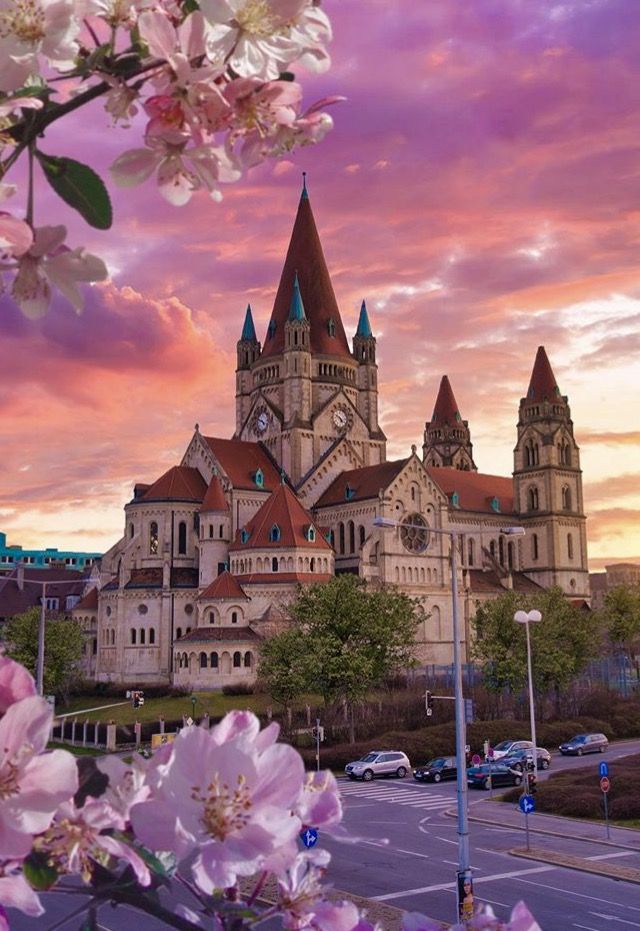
[345,750,411,781]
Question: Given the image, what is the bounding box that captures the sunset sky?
[1,0,639,570]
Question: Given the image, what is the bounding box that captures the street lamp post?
[373,515,524,922]
[514,609,542,782]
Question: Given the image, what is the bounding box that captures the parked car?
[501,747,552,772]
[345,750,411,781]
[489,739,534,761]
[413,757,457,783]
[559,733,609,756]
[467,762,525,790]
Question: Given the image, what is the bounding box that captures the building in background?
[590,563,640,610]
[0,531,101,574]
[86,182,590,687]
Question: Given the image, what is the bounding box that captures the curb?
[509,846,640,885]
[453,805,640,852]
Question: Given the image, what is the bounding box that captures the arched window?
[567,533,574,560]
[244,651,252,667]
[562,486,572,510]
[130,628,136,645]
[110,629,115,645]
[489,540,496,558]
[209,524,214,539]
[199,651,207,668]
[149,628,155,645]
[498,536,505,566]
[269,524,281,543]
[508,541,515,570]
[129,522,134,538]
[338,523,345,554]
[348,520,355,553]
[149,521,158,555]
[210,652,218,668]
[233,651,242,668]
[231,611,238,624]
[468,538,475,566]
[532,533,539,561]
[140,628,146,645]
[176,627,182,639]
[310,557,315,572]
[208,611,215,625]
[359,525,366,547]
[528,487,539,511]
[272,556,278,572]
[178,521,187,555]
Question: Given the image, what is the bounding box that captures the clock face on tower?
[332,407,349,432]
[255,410,269,434]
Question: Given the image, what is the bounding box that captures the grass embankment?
[502,753,640,824]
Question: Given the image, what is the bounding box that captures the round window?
[138,604,148,615]
[400,513,429,553]
[184,603,194,615]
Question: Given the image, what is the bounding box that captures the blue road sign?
[599,761,609,778]
[519,794,535,814]
[300,827,319,848]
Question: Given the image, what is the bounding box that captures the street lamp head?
[373,517,398,529]
[500,527,526,536]
[514,609,542,624]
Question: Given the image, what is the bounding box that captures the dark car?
[467,762,524,790]
[414,756,457,783]
[559,733,609,756]
[501,747,551,772]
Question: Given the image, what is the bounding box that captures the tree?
[3,607,84,699]
[601,584,640,680]
[472,587,600,714]
[259,576,422,742]
[258,627,309,717]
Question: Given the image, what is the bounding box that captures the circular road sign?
[472,754,481,766]
[600,776,611,794]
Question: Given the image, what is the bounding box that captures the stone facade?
[86,184,590,688]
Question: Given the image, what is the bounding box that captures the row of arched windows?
[175,627,192,639]
[527,485,573,511]
[174,651,252,670]
[229,556,330,574]
[148,520,189,556]
[523,437,572,467]
[102,628,116,645]
[336,521,366,555]
[130,628,156,645]
[393,566,439,584]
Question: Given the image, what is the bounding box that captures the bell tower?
[514,346,589,598]
[423,375,476,471]
[235,304,261,431]
[352,300,379,434]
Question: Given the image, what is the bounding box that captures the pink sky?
[2,0,639,570]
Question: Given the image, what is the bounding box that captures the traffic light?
[425,690,434,715]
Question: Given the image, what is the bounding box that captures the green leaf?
[36,152,112,230]
[23,852,59,891]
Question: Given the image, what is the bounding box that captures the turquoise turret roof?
[241,304,257,341]
[356,299,373,338]
[288,271,307,322]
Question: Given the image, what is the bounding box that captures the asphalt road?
[323,739,640,930]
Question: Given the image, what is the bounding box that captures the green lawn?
[57,692,307,725]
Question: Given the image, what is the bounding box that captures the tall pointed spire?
[527,346,559,401]
[431,375,462,425]
[356,299,372,337]
[261,186,351,360]
[301,171,308,200]
[241,304,257,342]
[288,272,306,321]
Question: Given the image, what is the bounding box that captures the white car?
[345,750,411,781]
[489,739,533,761]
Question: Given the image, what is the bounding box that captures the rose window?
[400,514,429,553]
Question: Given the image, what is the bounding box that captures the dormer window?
[327,318,336,337]
[490,496,500,513]
[253,468,264,488]
[306,525,316,542]
[240,529,250,544]
[269,524,281,543]
[345,484,355,501]
[450,491,460,508]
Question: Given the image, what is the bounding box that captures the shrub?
[222,683,255,696]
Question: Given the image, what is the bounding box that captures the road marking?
[371,864,554,901]
[517,876,636,908]
[340,785,453,811]
[587,851,636,861]
[573,924,602,930]
[434,835,458,846]
[590,914,640,927]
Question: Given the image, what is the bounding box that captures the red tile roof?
[260,191,352,362]
[0,568,88,620]
[427,467,515,515]
[199,571,249,601]
[468,570,543,594]
[235,572,334,585]
[141,466,207,502]
[200,475,229,512]
[175,627,262,643]
[315,459,408,507]
[230,483,332,551]
[431,375,462,425]
[527,346,560,402]
[203,437,282,491]
[73,587,98,610]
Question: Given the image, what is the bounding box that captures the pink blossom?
[130,711,305,891]
[295,770,342,830]
[0,213,33,259]
[240,94,343,167]
[96,754,151,829]
[402,901,541,931]
[0,866,44,921]
[11,225,107,318]
[34,799,151,885]
[199,0,332,80]
[0,695,78,860]
[0,652,36,713]
[0,0,81,92]
[0,96,43,118]
[311,899,381,930]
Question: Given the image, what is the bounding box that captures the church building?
[81,181,590,687]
